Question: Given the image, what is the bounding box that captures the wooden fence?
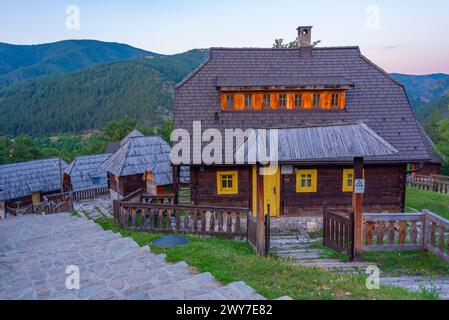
[408,174,449,194]
[113,200,248,239]
[72,187,109,201]
[323,210,354,258]
[363,210,449,263]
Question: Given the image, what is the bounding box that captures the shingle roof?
[217,76,354,88]
[64,154,111,191]
[0,158,67,201]
[234,123,398,163]
[120,129,145,146]
[101,136,171,177]
[174,46,432,163]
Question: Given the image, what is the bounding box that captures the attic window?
[294,94,303,108]
[278,94,287,108]
[263,94,271,109]
[226,95,235,109]
[331,93,340,109]
[244,94,253,109]
[312,93,321,108]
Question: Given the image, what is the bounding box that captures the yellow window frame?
[296,169,317,193]
[217,171,239,195]
[342,169,365,192]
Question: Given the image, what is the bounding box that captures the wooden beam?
[353,157,364,262]
[256,164,266,255]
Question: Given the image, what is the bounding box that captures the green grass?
[95,218,434,300]
[362,250,449,277]
[406,187,449,219]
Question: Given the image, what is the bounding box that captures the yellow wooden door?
[264,168,280,217]
[252,165,281,217]
[32,192,41,204]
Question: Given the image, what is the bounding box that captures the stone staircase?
[270,234,370,273]
[0,213,265,300]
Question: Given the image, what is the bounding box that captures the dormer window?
[331,93,340,109]
[278,94,287,108]
[294,94,303,109]
[220,90,346,111]
[263,94,271,109]
[312,93,321,108]
[244,94,253,109]
[226,95,235,109]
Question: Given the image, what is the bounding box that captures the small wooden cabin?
[173,25,436,217]
[0,158,67,215]
[101,135,174,199]
[63,153,111,192]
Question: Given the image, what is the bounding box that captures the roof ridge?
[210,46,360,51]
[360,54,404,87]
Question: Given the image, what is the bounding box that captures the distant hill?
[390,73,449,109]
[0,40,159,88]
[0,49,209,136]
[415,94,449,124]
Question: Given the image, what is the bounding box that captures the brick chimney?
[297,26,313,56]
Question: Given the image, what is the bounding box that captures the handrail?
[121,188,143,202]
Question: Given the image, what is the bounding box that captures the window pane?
[279,94,286,108]
[226,95,234,108]
[313,94,321,107]
[245,94,252,108]
[295,94,302,108]
[263,94,271,108]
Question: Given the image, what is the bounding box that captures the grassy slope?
[96,218,431,300]
[405,187,449,219]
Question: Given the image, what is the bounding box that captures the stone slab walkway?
[381,276,449,300]
[0,213,265,300]
[271,235,370,273]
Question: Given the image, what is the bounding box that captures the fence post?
[113,200,119,224]
[265,204,271,256]
[421,210,428,249]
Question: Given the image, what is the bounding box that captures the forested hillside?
[0,40,158,88]
[0,49,208,136]
[390,73,449,109]
[415,95,449,125]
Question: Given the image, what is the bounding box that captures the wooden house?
[0,158,67,215]
[173,26,437,217]
[63,153,111,192]
[101,135,175,199]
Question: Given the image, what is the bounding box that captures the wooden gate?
[247,214,257,251]
[323,210,354,260]
[247,209,270,256]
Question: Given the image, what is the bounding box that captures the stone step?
[278,252,323,260]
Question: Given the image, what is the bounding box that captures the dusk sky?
[1,0,448,74]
